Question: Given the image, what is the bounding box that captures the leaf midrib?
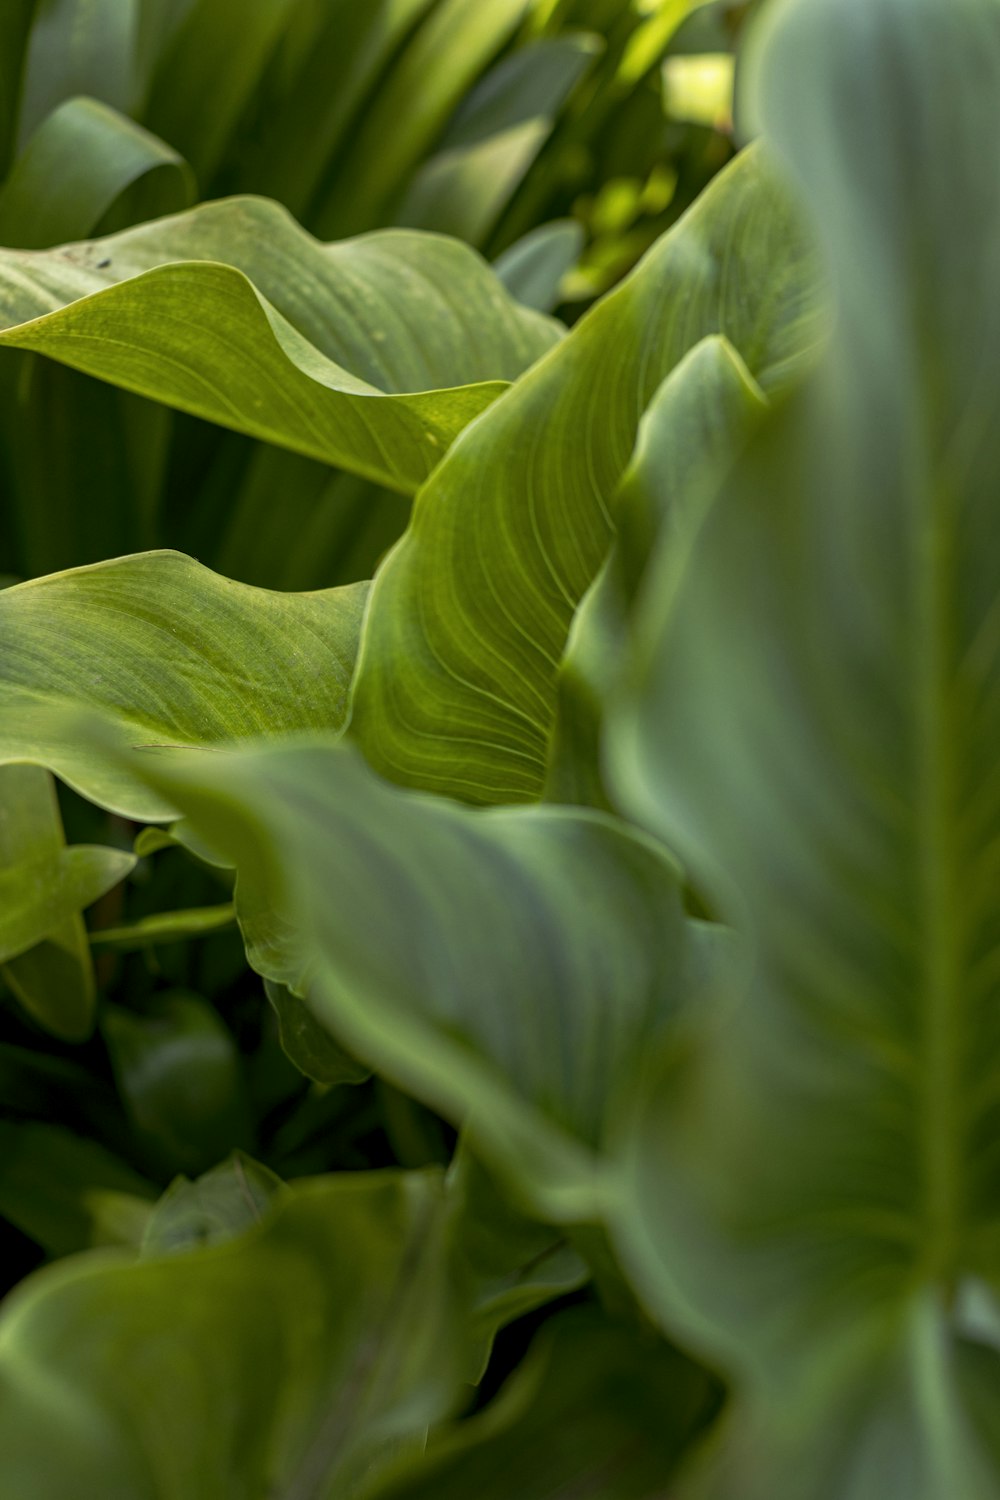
[914,451,963,1291]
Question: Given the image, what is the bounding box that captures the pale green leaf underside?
[115,738,692,1221]
[0,196,560,493]
[0,551,368,820]
[607,0,1000,1493]
[349,143,822,803]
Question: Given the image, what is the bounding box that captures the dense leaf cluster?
[2,0,998,1496]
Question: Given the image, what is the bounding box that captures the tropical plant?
[2,0,997,1495]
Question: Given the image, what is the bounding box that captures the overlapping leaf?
[0,551,367,819]
[0,96,193,250]
[0,764,132,1039]
[349,143,821,803]
[0,1171,467,1499]
[606,0,1000,1492]
[396,35,600,244]
[0,197,559,493]
[113,737,694,1221]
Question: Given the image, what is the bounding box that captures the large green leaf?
[349,143,821,803]
[0,197,559,493]
[493,218,583,313]
[606,0,1000,1492]
[0,1170,467,1499]
[0,551,367,819]
[112,738,694,1220]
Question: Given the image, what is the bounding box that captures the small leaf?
[141,1152,284,1256]
[350,144,821,803]
[397,36,599,244]
[494,219,583,313]
[102,991,253,1178]
[264,978,372,1088]
[15,0,139,151]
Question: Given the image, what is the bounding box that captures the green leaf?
[89,902,236,951]
[445,1143,588,1379]
[221,0,437,219]
[397,35,600,244]
[0,1,36,176]
[367,1305,714,1500]
[0,551,367,820]
[264,977,372,1088]
[102,991,252,1177]
[545,333,767,808]
[0,358,171,579]
[0,1170,467,1499]
[111,738,694,1221]
[15,0,140,151]
[0,97,194,249]
[494,218,583,313]
[0,763,131,1039]
[606,0,1000,1492]
[141,0,299,186]
[313,0,532,239]
[141,1151,285,1256]
[349,143,821,803]
[0,1122,156,1258]
[0,197,560,493]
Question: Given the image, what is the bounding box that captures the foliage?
[2,0,997,1495]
